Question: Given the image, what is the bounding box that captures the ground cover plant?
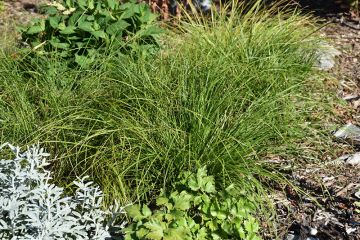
[0,0,340,237]
[0,143,120,239]
[124,166,260,240]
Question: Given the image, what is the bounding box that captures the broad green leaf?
[163,227,190,240]
[210,200,220,216]
[237,226,246,239]
[138,10,157,23]
[216,210,227,220]
[204,180,215,193]
[211,233,222,240]
[188,177,200,191]
[156,197,169,206]
[49,40,70,49]
[164,213,174,222]
[194,195,203,205]
[142,205,152,217]
[248,234,261,240]
[206,219,218,231]
[197,166,207,179]
[93,21,100,30]
[91,30,107,39]
[78,21,94,32]
[244,217,259,233]
[119,2,133,10]
[66,36,81,40]
[173,191,192,211]
[57,22,66,30]
[69,11,82,26]
[125,205,144,221]
[65,0,72,8]
[75,42,85,48]
[107,0,116,10]
[88,0,95,9]
[44,6,57,15]
[27,25,44,34]
[187,217,197,229]
[106,20,130,35]
[75,54,94,68]
[87,15,95,21]
[59,51,69,57]
[196,227,209,239]
[135,227,149,238]
[137,25,164,38]
[221,221,232,234]
[233,217,243,229]
[225,184,235,194]
[230,206,238,217]
[120,7,135,19]
[77,0,87,9]
[26,19,45,34]
[49,16,61,28]
[60,26,76,34]
[87,48,97,56]
[144,220,164,240]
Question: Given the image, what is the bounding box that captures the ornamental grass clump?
[0,143,124,239]
[0,1,334,231]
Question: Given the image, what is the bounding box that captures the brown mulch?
[0,0,46,25]
[271,12,360,240]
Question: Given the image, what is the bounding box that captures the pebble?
[346,152,360,165]
[310,228,318,236]
[333,123,360,143]
[315,42,341,71]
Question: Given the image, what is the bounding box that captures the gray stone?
[346,152,360,165]
[315,42,341,71]
[333,123,360,144]
[333,152,360,165]
[286,234,300,240]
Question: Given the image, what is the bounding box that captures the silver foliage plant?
[0,143,125,239]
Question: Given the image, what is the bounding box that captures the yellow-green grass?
[0,2,341,235]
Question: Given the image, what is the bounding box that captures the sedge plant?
[0,1,339,235]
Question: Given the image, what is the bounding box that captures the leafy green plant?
[19,0,162,67]
[0,2,338,233]
[124,166,260,240]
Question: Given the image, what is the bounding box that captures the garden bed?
[0,0,359,239]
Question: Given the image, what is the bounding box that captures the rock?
[316,55,336,71]
[346,152,360,165]
[286,234,300,240]
[333,152,360,165]
[342,94,360,101]
[310,228,318,236]
[315,42,341,71]
[333,123,360,144]
[23,3,38,13]
[355,189,360,199]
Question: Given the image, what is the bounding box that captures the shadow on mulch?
[296,0,350,16]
